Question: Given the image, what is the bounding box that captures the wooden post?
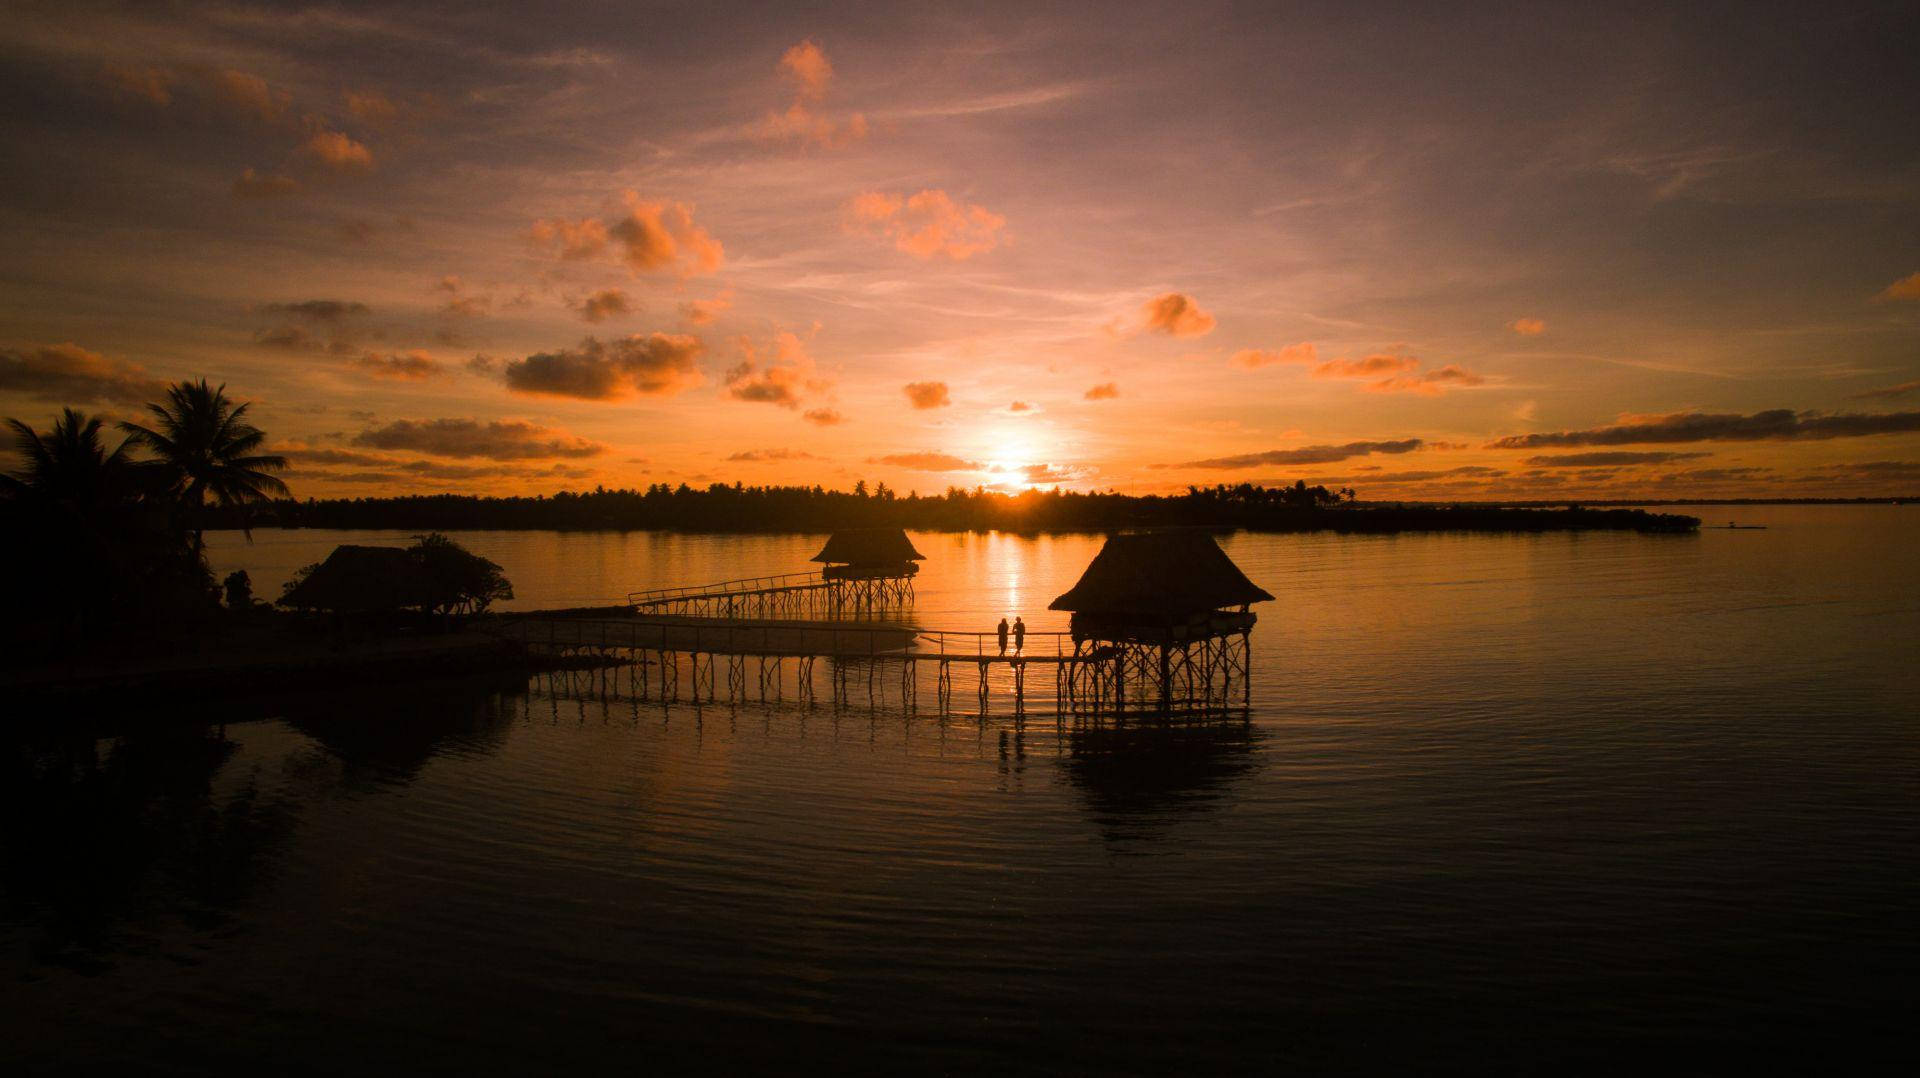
[1158,644,1171,716]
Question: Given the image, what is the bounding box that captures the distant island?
[209,482,1704,534]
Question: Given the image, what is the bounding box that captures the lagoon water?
[7,506,1917,1072]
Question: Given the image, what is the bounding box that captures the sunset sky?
[3,1,1918,500]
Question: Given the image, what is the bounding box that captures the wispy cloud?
[352,418,605,460]
[1165,439,1424,470]
[1850,379,1920,401]
[1488,409,1920,448]
[848,190,1006,260]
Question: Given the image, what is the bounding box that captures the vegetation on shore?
[225,481,1702,535]
[2,384,288,654]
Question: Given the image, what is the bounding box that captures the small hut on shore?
[1050,531,1271,715]
[812,528,925,581]
[279,545,423,612]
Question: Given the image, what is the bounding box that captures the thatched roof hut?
[812,528,925,578]
[1050,531,1272,634]
[278,545,422,612]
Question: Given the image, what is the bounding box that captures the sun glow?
[975,426,1057,490]
[986,458,1035,491]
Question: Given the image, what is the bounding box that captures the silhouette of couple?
[997,616,1025,654]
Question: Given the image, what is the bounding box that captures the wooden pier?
[626,569,914,619]
[493,611,1248,720]
[493,527,1265,721]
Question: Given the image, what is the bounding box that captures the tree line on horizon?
[213,479,1355,533]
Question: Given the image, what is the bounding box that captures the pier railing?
[502,617,1076,660]
[498,615,1248,718]
[626,570,827,607]
[911,629,1074,659]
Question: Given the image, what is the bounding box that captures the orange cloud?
[725,332,822,409]
[503,334,705,400]
[1231,342,1315,368]
[440,295,490,318]
[577,289,631,323]
[762,103,870,148]
[1008,400,1034,413]
[609,192,724,275]
[1313,353,1417,379]
[1878,271,1920,301]
[803,408,844,426]
[727,448,816,462]
[871,452,981,471]
[780,40,834,101]
[350,350,443,381]
[679,290,734,325]
[1084,382,1119,400]
[300,131,374,172]
[1017,463,1093,485]
[0,342,168,404]
[1524,451,1711,467]
[528,217,610,260]
[1167,439,1425,470]
[232,168,299,198]
[1141,293,1216,337]
[1509,317,1547,335]
[759,39,867,148]
[352,418,604,460]
[102,64,172,107]
[214,70,291,124]
[848,190,1006,260]
[1366,364,1487,395]
[344,89,398,126]
[903,381,950,409]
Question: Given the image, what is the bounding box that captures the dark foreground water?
[5,507,1917,1073]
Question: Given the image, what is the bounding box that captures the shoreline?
[209,506,1707,536]
[2,629,533,707]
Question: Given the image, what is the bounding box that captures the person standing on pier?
[997,617,1009,654]
[1013,616,1026,653]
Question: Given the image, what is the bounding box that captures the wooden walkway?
[491,567,1249,719]
[494,615,1080,663]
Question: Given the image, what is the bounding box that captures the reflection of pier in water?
[1063,720,1262,836]
[494,528,1268,721]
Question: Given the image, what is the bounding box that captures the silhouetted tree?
[2,408,144,512]
[410,533,513,616]
[223,569,253,609]
[119,379,289,552]
[2,408,209,646]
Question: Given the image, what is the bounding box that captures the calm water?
[6,507,1917,1073]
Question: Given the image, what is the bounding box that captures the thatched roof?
[1049,531,1273,616]
[278,545,422,612]
[812,528,925,566]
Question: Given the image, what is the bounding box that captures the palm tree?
[3,407,141,513]
[5,408,185,639]
[119,379,289,550]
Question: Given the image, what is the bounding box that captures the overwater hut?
[812,528,925,581]
[278,545,424,612]
[1050,531,1271,715]
[1050,530,1272,642]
